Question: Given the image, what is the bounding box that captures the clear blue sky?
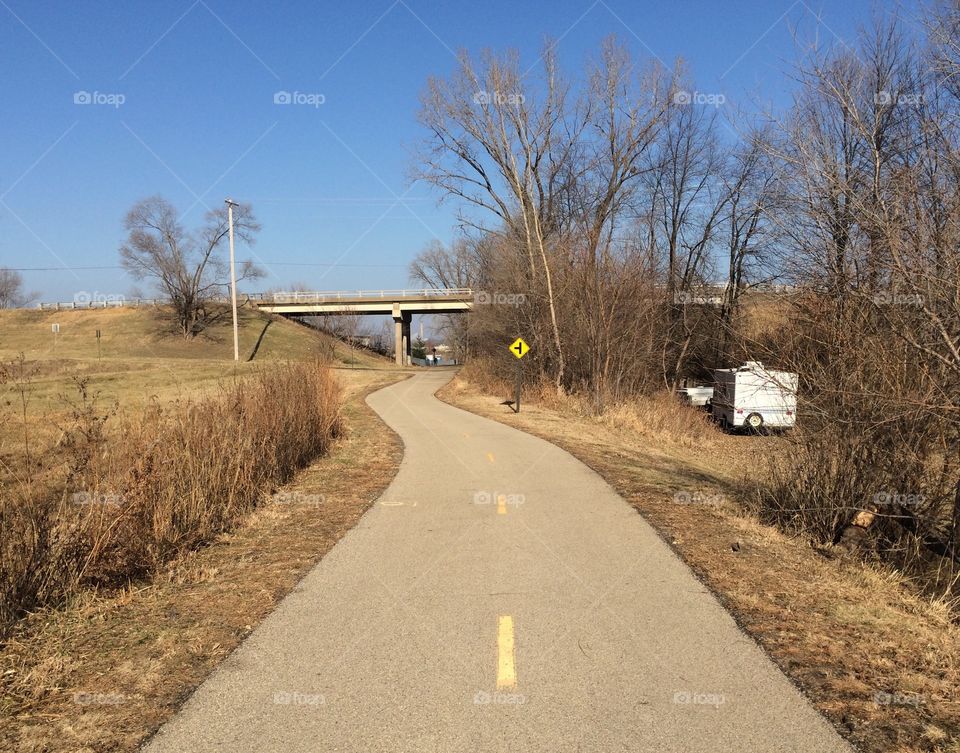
[0,0,918,301]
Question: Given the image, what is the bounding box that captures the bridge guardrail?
[252,288,474,304]
[35,289,475,311]
[37,298,166,310]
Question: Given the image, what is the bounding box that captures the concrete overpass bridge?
[250,288,473,365]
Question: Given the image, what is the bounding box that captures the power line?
[4,265,121,271]
[2,261,410,272]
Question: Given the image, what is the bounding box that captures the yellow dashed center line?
[486,452,495,463]
[497,615,517,689]
[497,494,507,515]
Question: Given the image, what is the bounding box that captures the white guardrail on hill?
[35,289,475,310]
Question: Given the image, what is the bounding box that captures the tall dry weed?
[0,360,341,638]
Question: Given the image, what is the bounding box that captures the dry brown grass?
[455,361,720,450]
[753,422,960,605]
[440,373,960,753]
[0,369,406,753]
[0,360,342,639]
[589,394,718,448]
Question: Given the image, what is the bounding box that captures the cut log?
[834,506,876,552]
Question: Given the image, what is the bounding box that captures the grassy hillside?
[0,303,381,363]
[0,303,393,427]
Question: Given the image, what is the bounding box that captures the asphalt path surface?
[143,369,850,752]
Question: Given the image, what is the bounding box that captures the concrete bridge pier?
[393,306,412,366]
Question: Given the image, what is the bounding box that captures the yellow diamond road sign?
[509,338,530,359]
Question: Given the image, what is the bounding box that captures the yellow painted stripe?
[487,452,495,463]
[497,615,516,689]
[497,494,507,515]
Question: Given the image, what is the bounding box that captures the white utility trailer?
[711,361,797,431]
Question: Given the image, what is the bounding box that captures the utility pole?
[225,198,240,362]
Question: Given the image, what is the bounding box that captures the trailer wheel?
[745,412,764,432]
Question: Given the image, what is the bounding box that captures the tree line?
[411,4,960,586]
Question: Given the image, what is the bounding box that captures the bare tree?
[409,238,481,362]
[119,196,262,337]
[416,42,585,388]
[409,238,478,290]
[644,79,729,386]
[754,14,960,587]
[567,39,671,405]
[416,38,679,395]
[0,269,37,309]
[714,129,783,358]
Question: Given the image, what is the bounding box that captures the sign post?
[508,337,530,413]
